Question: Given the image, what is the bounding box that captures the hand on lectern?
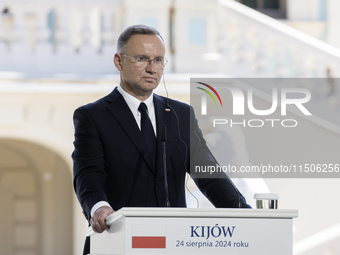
[90,206,115,233]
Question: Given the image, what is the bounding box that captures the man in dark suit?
[72,24,250,255]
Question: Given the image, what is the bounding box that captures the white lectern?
[87,208,298,255]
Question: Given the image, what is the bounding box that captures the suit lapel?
[154,94,173,142]
[154,95,173,178]
[105,88,155,172]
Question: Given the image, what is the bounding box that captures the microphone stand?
[161,125,171,207]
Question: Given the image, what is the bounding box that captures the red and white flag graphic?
[131,224,166,249]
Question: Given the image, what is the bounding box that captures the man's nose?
[145,59,157,73]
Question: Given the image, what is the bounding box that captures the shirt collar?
[117,85,154,113]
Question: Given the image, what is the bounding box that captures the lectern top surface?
[106,208,298,224]
[87,208,298,236]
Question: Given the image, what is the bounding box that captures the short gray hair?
[117,24,163,53]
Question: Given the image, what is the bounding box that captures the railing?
[218,0,340,127]
[0,1,120,51]
[218,0,340,78]
[0,1,120,74]
[2,0,340,78]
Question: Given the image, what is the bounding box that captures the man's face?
[114,34,166,99]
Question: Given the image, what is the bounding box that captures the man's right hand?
[90,206,115,233]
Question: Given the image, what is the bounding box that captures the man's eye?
[136,57,148,62]
[155,58,163,63]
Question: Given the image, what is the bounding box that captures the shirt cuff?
[90,201,112,218]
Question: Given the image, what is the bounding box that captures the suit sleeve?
[72,107,109,220]
[188,107,251,208]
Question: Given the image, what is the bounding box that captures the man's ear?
[113,53,123,71]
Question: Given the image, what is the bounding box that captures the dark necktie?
[138,102,156,165]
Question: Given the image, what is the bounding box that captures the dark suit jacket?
[72,87,249,221]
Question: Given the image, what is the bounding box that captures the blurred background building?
[1,0,340,254]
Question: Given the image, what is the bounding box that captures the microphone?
[161,124,170,207]
[161,124,167,142]
[162,73,200,207]
[193,129,242,208]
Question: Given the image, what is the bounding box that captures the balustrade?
[1,0,340,79]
